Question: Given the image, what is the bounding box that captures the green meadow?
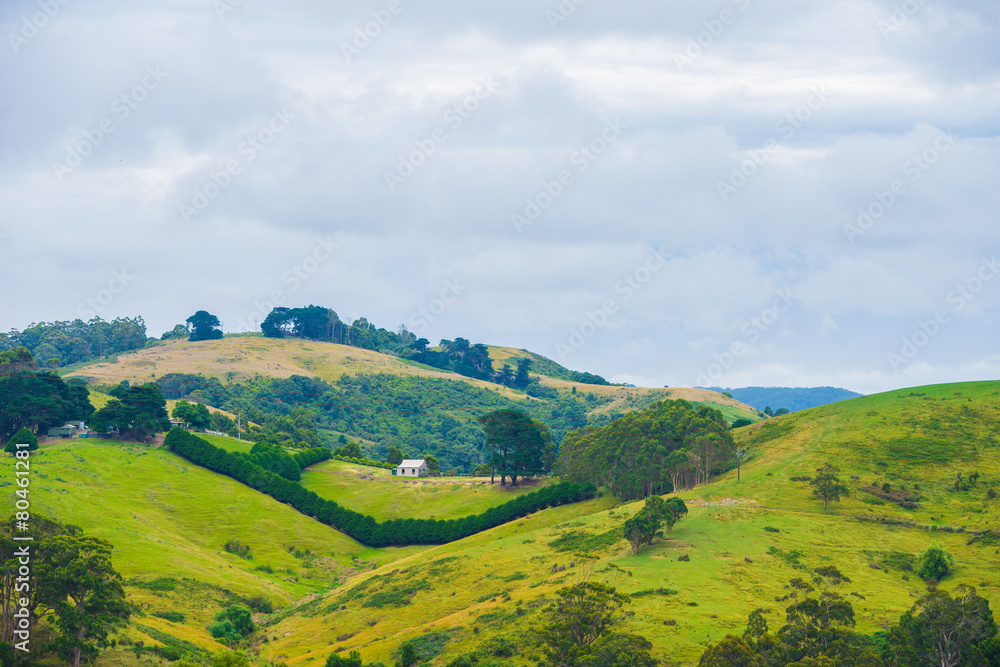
[299,459,556,522]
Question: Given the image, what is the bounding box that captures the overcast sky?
[1,1,998,395]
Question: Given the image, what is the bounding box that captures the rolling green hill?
[251,381,1000,665]
[28,360,1000,665]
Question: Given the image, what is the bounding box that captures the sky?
[1,1,998,396]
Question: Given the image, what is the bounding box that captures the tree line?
[557,399,736,501]
[0,317,148,368]
[163,429,596,547]
[256,304,609,387]
[0,351,94,442]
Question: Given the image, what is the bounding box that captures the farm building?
[48,424,78,438]
[394,459,428,477]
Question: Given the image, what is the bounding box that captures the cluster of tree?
[0,317,148,367]
[536,581,657,667]
[89,383,170,442]
[1,515,130,667]
[156,371,602,473]
[558,399,736,501]
[0,357,94,442]
[698,569,998,667]
[478,410,555,486]
[164,429,595,546]
[257,304,609,387]
[623,495,688,555]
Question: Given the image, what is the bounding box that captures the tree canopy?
[35,533,130,667]
[810,464,850,510]
[559,399,735,500]
[0,370,93,442]
[477,409,553,486]
[89,384,170,441]
[186,310,223,341]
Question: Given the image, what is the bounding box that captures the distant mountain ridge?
[699,385,863,412]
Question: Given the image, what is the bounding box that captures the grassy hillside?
[26,439,427,656]
[299,460,555,522]
[254,381,1000,665]
[65,337,759,425]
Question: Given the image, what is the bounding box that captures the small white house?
[395,459,428,477]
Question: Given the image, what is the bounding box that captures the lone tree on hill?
[536,582,656,666]
[477,409,552,486]
[186,310,224,341]
[810,463,850,510]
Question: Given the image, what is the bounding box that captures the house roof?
[398,459,426,468]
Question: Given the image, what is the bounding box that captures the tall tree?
[90,384,170,442]
[536,582,655,667]
[477,409,547,486]
[186,310,224,341]
[35,534,130,667]
[883,585,996,667]
[810,464,850,510]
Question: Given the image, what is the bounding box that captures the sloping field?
[65,337,758,423]
[26,439,426,653]
[65,337,526,399]
[255,381,1000,665]
[300,459,556,521]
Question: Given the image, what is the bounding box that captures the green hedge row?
[164,429,596,547]
[330,455,394,470]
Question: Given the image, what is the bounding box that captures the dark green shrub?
[916,544,955,580]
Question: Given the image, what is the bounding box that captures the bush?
[247,595,273,613]
[152,611,185,623]
[210,605,254,640]
[4,427,38,453]
[223,538,251,559]
[916,544,955,581]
